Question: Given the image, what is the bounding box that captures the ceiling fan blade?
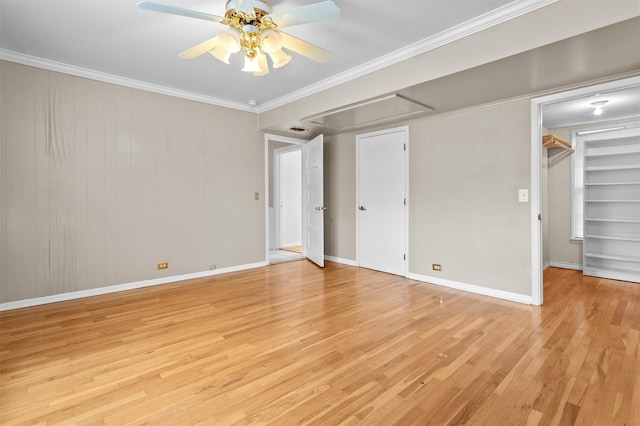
[266,1,339,28]
[254,53,270,77]
[137,1,224,23]
[280,32,331,63]
[178,37,219,59]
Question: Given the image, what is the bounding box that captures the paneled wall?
[0,61,264,303]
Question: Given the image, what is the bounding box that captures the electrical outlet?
[255,192,260,201]
[432,264,442,271]
[157,262,169,270]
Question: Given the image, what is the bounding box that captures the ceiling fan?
[137,0,340,76]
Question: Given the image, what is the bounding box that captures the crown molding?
[0,49,256,113]
[1,0,556,114]
[256,0,558,113]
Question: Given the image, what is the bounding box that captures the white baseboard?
[407,272,532,305]
[324,255,357,266]
[543,262,551,271]
[0,261,268,311]
[549,261,583,271]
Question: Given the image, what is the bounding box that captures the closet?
[581,127,640,283]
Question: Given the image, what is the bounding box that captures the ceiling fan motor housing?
[225,0,273,18]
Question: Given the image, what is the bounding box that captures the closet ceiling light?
[591,100,608,116]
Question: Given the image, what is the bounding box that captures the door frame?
[273,144,303,250]
[529,75,640,306]
[264,133,307,264]
[355,126,410,277]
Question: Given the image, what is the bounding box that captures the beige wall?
[323,134,356,260]
[2,64,635,305]
[0,61,264,303]
[322,100,532,296]
[409,101,532,295]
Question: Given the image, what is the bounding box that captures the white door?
[357,128,407,275]
[304,135,325,267]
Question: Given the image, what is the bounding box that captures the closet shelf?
[585,235,640,242]
[585,200,640,203]
[585,164,640,171]
[584,252,640,262]
[542,134,573,152]
[584,150,640,158]
[585,182,640,186]
[585,218,640,223]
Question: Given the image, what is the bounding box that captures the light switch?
[518,189,529,203]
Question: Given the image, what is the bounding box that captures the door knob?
[359,206,366,211]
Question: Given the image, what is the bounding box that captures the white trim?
[543,262,551,271]
[549,261,583,271]
[0,262,267,311]
[407,272,533,305]
[0,49,254,113]
[403,127,410,278]
[530,75,640,307]
[530,99,543,305]
[324,255,357,266]
[570,128,584,240]
[257,0,558,112]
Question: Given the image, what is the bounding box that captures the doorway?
[274,146,302,257]
[271,145,303,263]
[531,75,640,305]
[356,127,408,276]
[264,133,326,267]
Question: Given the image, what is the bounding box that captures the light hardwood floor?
[283,246,303,254]
[1,263,639,425]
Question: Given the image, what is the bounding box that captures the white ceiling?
[2,0,639,134]
[1,0,542,109]
[542,86,640,129]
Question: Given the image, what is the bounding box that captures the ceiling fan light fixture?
[138,0,340,75]
[209,46,232,64]
[252,53,270,76]
[269,48,292,69]
[261,29,283,53]
[242,55,262,72]
[218,28,241,52]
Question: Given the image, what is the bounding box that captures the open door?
[303,134,325,267]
